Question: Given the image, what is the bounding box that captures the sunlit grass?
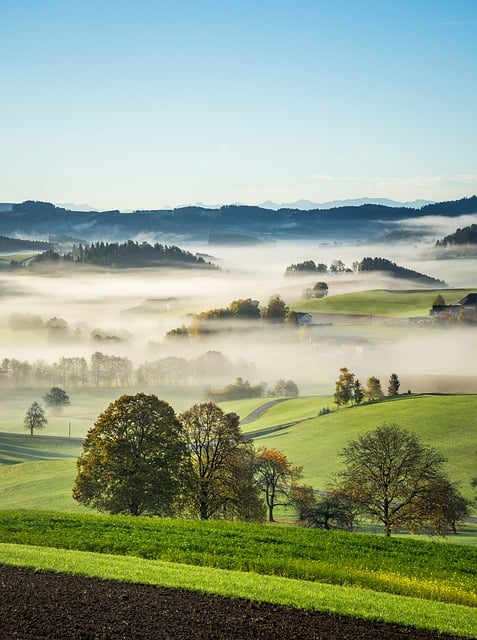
[1,510,476,607]
[1,542,477,637]
[294,288,474,317]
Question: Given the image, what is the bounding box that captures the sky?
[1,0,477,211]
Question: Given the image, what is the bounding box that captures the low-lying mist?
[0,236,475,399]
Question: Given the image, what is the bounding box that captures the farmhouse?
[430,293,477,320]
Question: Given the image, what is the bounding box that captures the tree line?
[72,393,473,536]
[284,256,445,285]
[167,295,292,339]
[0,350,250,389]
[333,367,401,406]
[20,241,217,270]
[73,394,301,523]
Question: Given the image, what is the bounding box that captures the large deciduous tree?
[24,401,47,436]
[336,423,464,536]
[254,447,302,522]
[72,393,191,516]
[179,402,264,521]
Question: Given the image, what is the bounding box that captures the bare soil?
[0,565,466,640]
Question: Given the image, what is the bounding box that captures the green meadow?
[1,286,477,636]
[293,287,474,317]
[1,393,476,511]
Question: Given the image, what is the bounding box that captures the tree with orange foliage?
[254,447,303,522]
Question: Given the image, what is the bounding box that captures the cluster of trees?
[357,257,445,285]
[325,423,471,537]
[73,394,301,522]
[25,241,216,270]
[0,350,249,389]
[0,353,133,389]
[168,295,291,339]
[284,256,445,286]
[72,394,471,535]
[206,377,299,402]
[285,259,350,275]
[302,282,328,300]
[333,368,400,406]
[436,223,477,247]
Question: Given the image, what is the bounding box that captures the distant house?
[430,293,477,320]
[292,312,313,326]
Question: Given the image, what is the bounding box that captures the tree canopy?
[73,393,190,516]
[24,401,47,436]
[335,423,466,536]
[179,402,264,521]
[254,447,303,522]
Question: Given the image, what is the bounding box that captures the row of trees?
[73,395,300,522]
[167,295,292,339]
[0,350,252,389]
[206,377,299,402]
[72,394,472,535]
[334,368,400,406]
[26,241,216,269]
[284,257,445,285]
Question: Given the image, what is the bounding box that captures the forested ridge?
[27,240,216,269]
[1,196,476,242]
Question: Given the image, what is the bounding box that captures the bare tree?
[24,402,47,436]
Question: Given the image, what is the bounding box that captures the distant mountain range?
[0,196,475,246]
[258,197,434,211]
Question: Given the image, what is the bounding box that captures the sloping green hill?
[292,288,475,317]
[239,394,477,500]
[1,394,475,511]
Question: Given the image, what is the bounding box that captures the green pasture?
[1,511,477,636]
[246,394,477,500]
[0,385,206,438]
[0,393,476,513]
[293,287,475,317]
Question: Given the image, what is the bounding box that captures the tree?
[289,483,316,521]
[387,373,400,397]
[333,367,355,406]
[73,393,191,516]
[261,294,289,323]
[229,298,261,319]
[43,386,71,414]
[365,376,384,401]
[353,378,364,405]
[418,478,471,535]
[312,281,328,297]
[272,379,299,397]
[24,401,47,436]
[254,447,302,522]
[302,494,355,531]
[432,294,446,307]
[336,423,457,536]
[179,402,264,521]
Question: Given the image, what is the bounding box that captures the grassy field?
[0,385,207,438]
[243,394,477,499]
[1,393,476,512]
[0,511,476,637]
[293,287,475,317]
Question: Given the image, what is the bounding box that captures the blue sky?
[1,0,476,210]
